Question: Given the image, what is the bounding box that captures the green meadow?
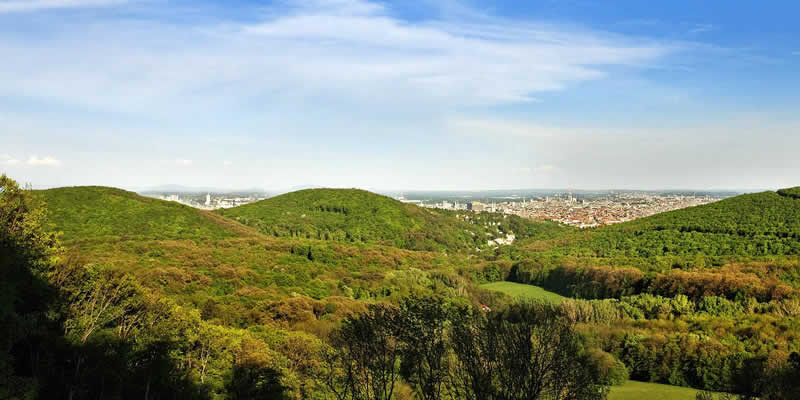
[481,281,567,303]
[609,381,703,400]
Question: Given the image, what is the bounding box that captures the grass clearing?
[480,281,567,303]
[609,381,703,400]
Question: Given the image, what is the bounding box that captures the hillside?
[506,189,800,296]
[616,189,800,238]
[36,186,256,242]
[7,177,800,399]
[479,188,800,395]
[520,189,800,263]
[217,188,565,251]
[33,185,490,305]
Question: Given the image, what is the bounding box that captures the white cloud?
[175,159,192,167]
[26,155,61,166]
[223,160,233,166]
[533,164,557,174]
[456,115,800,190]
[447,117,561,138]
[688,24,714,35]
[0,0,675,113]
[0,0,125,13]
[1,154,19,166]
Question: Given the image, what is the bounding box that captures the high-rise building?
[205,193,211,206]
[468,201,486,212]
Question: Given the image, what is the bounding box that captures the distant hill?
[510,188,800,299]
[37,186,256,242]
[520,188,800,260]
[217,188,564,251]
[777,186,800,200]
[592,189,800,258]
[30,185,481,303]
[616,188,800,236]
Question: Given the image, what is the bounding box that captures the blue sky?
[1,0,799,191]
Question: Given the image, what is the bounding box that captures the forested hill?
[522,188,800,263]
[217,188,565,252]
[36,186,256,242]
[508,187,800,303]
[615,188,800,237]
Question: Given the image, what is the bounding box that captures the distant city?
[395,190,731,228]
[140,191,269,210]
[140,188,734,228]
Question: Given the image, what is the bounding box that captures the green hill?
[615,189,800,238]
[33,185,490,304]
[217,188,563,251]
[8,177,800,399]
[37,186,255,242]
[526,189,800,262]
[506,188,800,301]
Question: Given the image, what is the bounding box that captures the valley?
[3,176,800,399]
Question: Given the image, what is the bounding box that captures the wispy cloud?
[533,164,557,174]
[223,160,233,166]
[0,0,126,13]
[447,117,561,138]
[0,0,676,113]
[1,154,20,166]
[175,159,192,167]
[688,23,714,35]
[512,165,557,174]
[26,155,61,166]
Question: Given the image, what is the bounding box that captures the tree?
[397,296,452,400]
[448,307,498,400]
[450,302,608,400]
[0,174,60,399]
[62,266,144,345]
[320,304,403,400]
[757,352,800,400]
[227,337,286,400]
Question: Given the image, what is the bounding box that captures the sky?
[1,0,799,191]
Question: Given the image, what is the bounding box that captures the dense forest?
[3,176,800,399]
[216,188,567,252]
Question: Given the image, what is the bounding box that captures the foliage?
[776,187,800,200]
[322,299,610,400]
[218,188,561,252]
[517,191,800,272]
[0,174,61,399]
[396,297,453,400]
[449,302,609,400]
[8,180,800,398]
[755,352,800,400]
[321,304,403,400]
[37,186,248,242]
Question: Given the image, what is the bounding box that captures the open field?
[480,281,567,303]
[609,381,702,400]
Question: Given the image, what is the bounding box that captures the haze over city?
[2,0,799,191]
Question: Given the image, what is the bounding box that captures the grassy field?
[480,281,567,303]
[609,381,702,400]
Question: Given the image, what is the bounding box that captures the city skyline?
[23,182,767,195]
[2,0,799,190]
